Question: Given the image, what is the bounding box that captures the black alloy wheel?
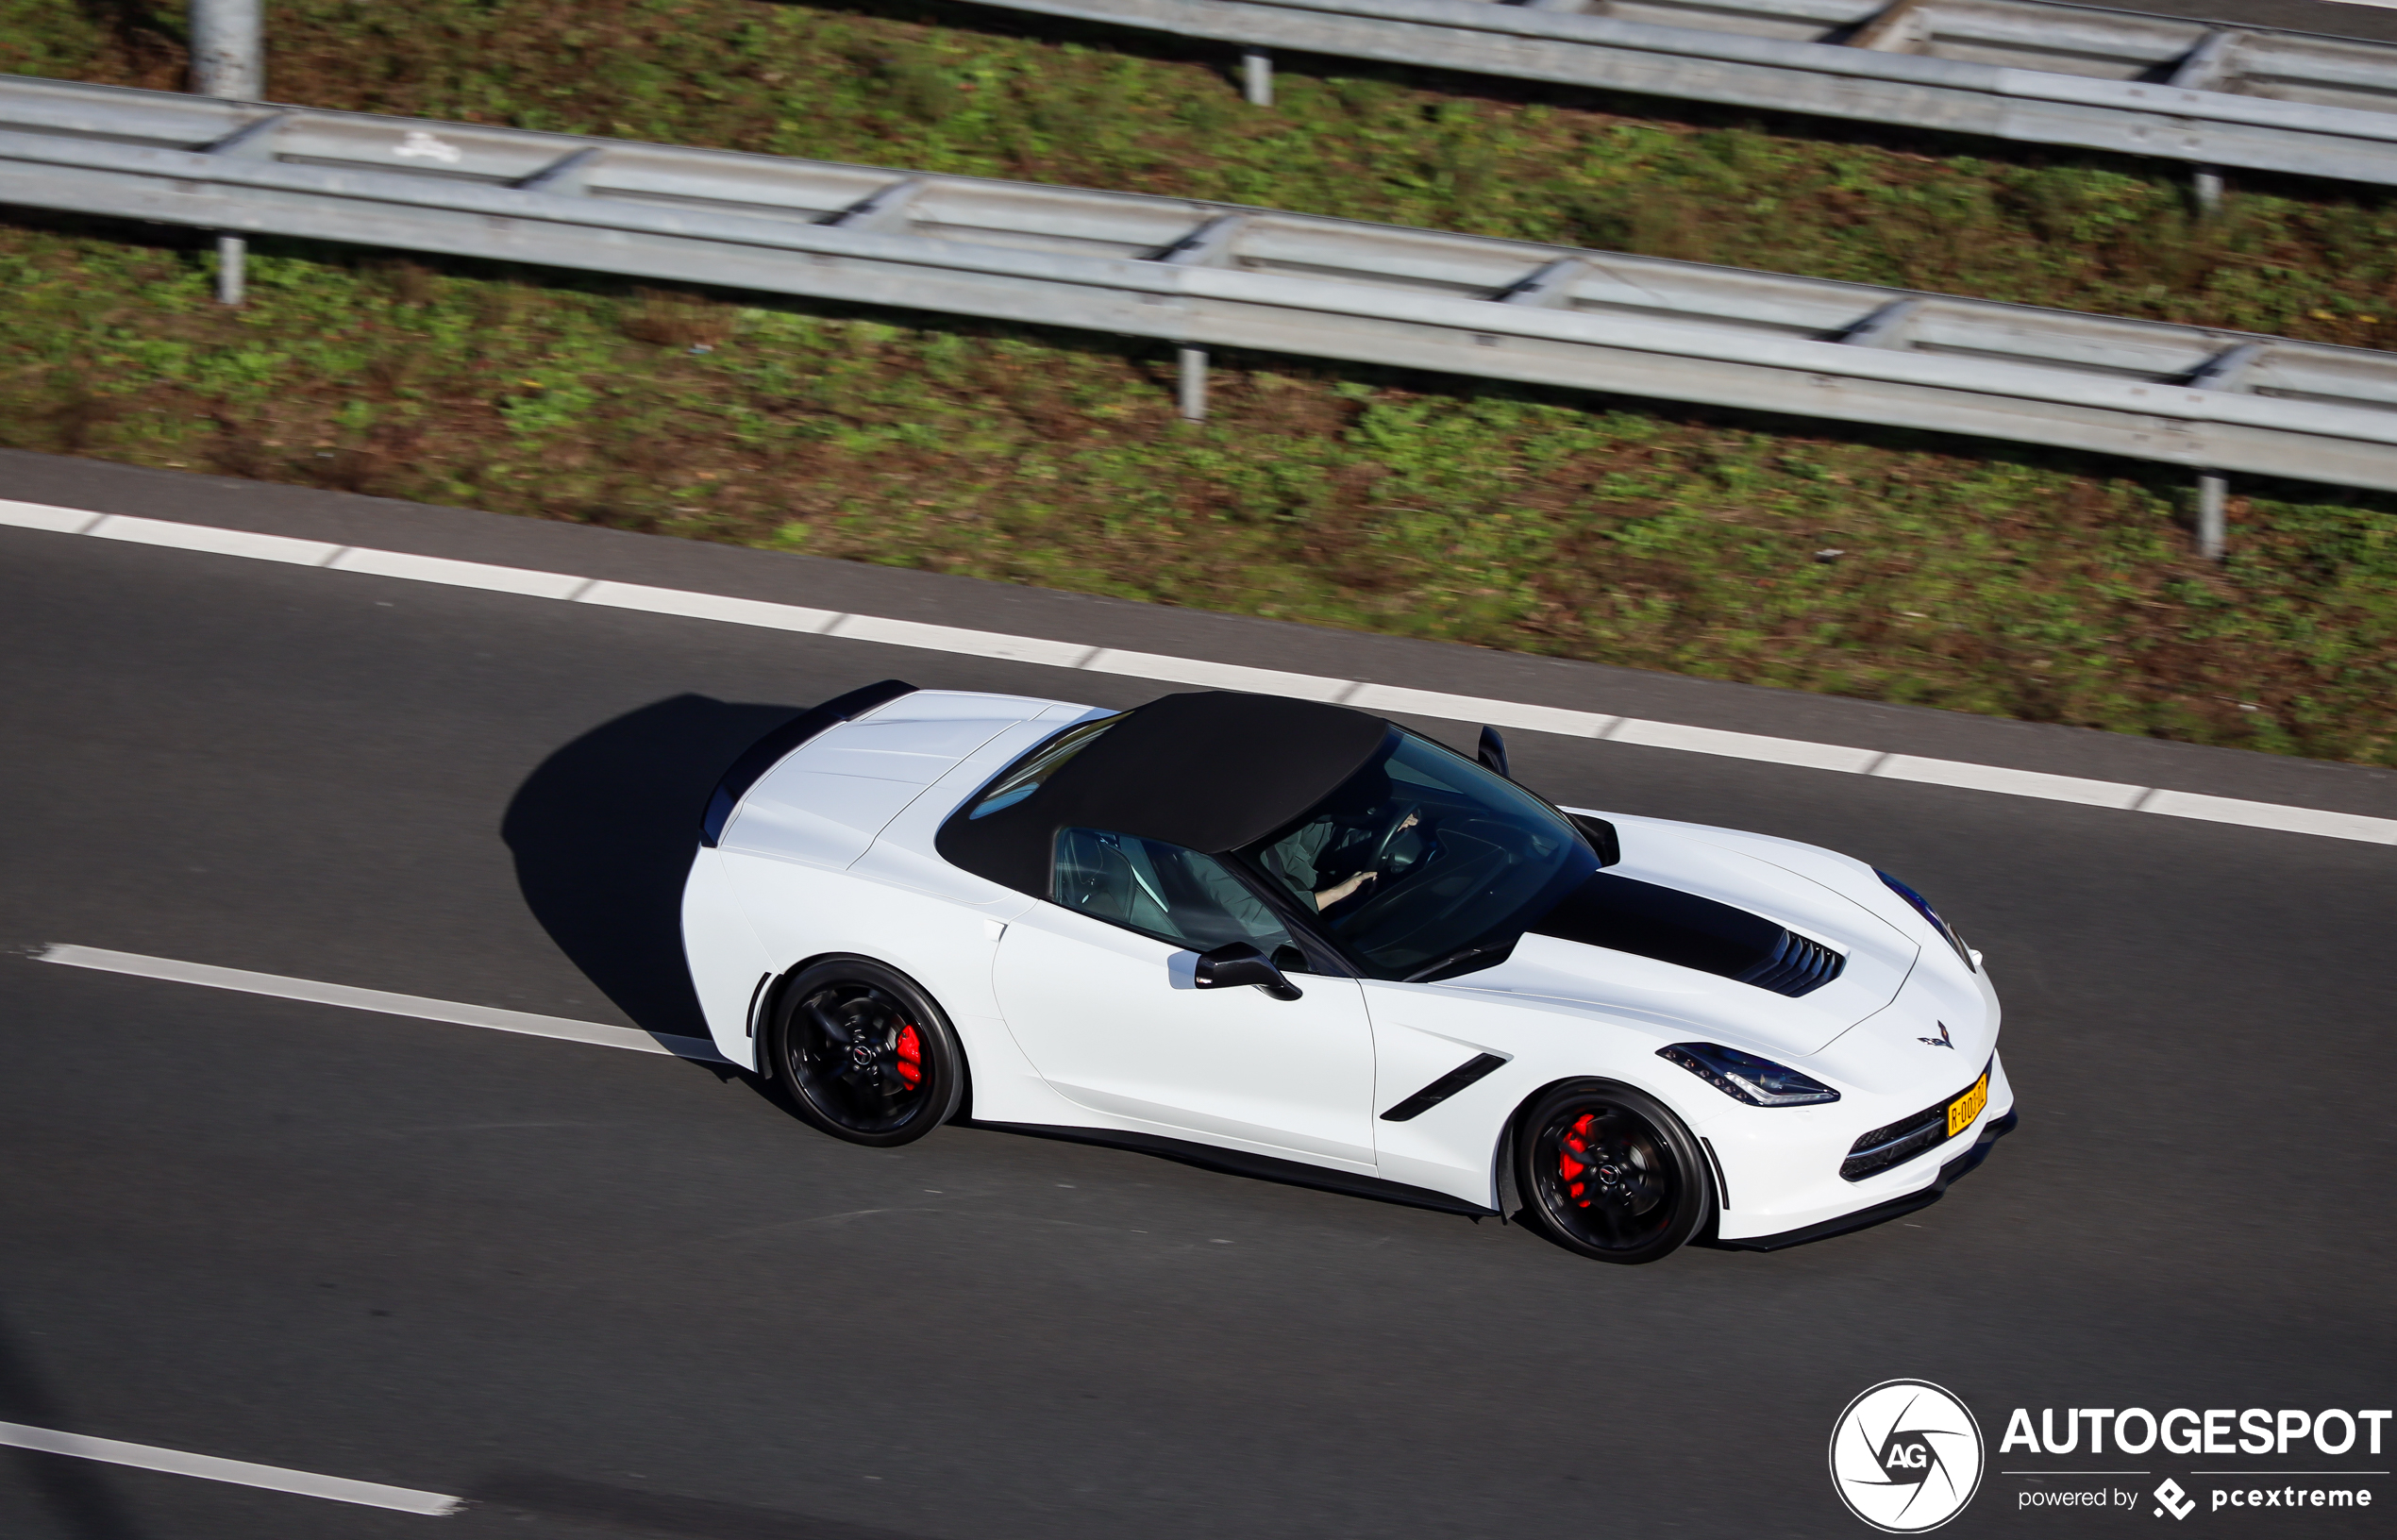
[769,959,965,1147]
[1514,1080,1709,1264]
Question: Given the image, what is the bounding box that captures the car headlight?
[1876,870,1977,972]
[1658,1043,1841,1106]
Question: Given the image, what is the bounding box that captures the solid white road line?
[35,945,727,1062]
[3,497,2392,847]
[0,1420,462,1515]
[1869,753,2149,810]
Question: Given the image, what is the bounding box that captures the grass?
[5,1,2393,763]
[8,220,2394,766]
[7,0,2397,342]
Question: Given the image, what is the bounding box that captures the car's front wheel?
[768,959,965,1147]
[1515,1080,1709,1264]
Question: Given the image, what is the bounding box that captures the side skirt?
[1705,1111,2018,1253]
[970,1120,1499,1219]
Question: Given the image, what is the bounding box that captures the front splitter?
[1705,1109,2019,1253]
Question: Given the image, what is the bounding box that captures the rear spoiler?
[698,678,917,847]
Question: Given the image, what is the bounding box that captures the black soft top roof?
[936,691,1390,896]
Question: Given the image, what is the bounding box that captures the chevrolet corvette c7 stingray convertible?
[680,681,2014,1264]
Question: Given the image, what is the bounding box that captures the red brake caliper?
[893,1024,923,1088]
[1559,1112,1594,1208]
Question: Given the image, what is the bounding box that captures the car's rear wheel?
[1515,1080,1708,1265]
[768,959,964,1147]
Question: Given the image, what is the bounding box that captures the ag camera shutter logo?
[1830,1380,1986,1532]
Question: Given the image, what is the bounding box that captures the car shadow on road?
[0,1302,151,1540]
[503,694,801,1049]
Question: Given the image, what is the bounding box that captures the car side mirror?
[1478,726,1511,780]
[1569,812,1622,868]
[1194,941,1303,1001]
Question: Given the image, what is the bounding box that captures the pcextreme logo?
[1831,1380,1987,1532]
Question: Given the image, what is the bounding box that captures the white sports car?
[681,681,2015,1264]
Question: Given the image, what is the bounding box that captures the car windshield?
[965,712,1127,820]
[1238,729,1596,980]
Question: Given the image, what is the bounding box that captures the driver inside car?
[1261,776,1421,911]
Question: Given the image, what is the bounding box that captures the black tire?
[767,959,965,1147]
[1513,1080,1709,1265]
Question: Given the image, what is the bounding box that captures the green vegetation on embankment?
[3,1,2395,763]
[8,225,2393,764]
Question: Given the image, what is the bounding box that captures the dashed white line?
[0,1420,462,1515]
[3,497,2391,847]
[34,945,725,1062]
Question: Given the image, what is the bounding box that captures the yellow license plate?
[1947,1072,1989,1139]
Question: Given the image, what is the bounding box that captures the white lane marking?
[830,611,1096,668]
[2140,787,2397,843]
[0,1420,462,1515]
[4,501,2393,847]
[578,578,842,633]
[1345,682,1615,738]
[88,512,342,566]
[0,498,108,534]
[1869,753,2149,810]
[35,945,727,1062]
[1607,717,1883,773]
[1081,646,1358,700]
[327,546,592,599]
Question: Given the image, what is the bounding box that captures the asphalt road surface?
[1,461,2390,1539]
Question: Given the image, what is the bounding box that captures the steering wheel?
[1370,802,1424,867]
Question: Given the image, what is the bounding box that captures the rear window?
[965,713,1127,820]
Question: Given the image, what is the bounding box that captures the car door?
[992,828,1378,1170]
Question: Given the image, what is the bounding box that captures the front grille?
[1735,929,1846,998]
[1840,1059,1991,1182]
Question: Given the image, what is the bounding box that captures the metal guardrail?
[4,73,2395,518]
[970,0,2397,192]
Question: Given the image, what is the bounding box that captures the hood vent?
[1737,929,1845,996]
[1525,871,1846,999]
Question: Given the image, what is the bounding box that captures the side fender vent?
[1381,1053,1507,1122]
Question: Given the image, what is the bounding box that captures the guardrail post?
[1241,48,1274,107]
[210,235,245,306]
[1178,345,1209,421]
[2184,343,2260,560]
[190,0,262,306]
[2192,166,2224,213]
[2196,472,2227,561]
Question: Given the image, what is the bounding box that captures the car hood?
[1436,812,1938,1061]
